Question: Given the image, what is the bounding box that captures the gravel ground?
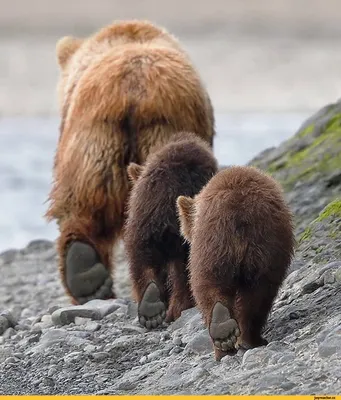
[0,101,341,395]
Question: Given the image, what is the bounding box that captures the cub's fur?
[45,20,216,304]
[177,166,295,360]
[124,133,218,328]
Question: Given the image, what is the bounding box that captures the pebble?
[126,302,138,319]
[139,356,148,365]
[168,307,199,332]
[64,351,83,364]
[91,352,109,362]
[21,308,35,319]
[1,310,17,327]
[47,366,58,377]
[51,308,102,326]
[75,317,91,325]
[160,332,171,341]
[335,267,341,283]
[322,270,336,285]
[169,346,183,355]
[84,344,96,353]
[51,299,120,326]
[48,306,61,314]
[289,312,300,320]
[242,347,273,369]
[5,356,18,365]
[172,337,182,346]
[15,323,30,331]
[85,321,101,332]
[302,281,322,294]
[184,331,212,355]
[41,315,53,325]
[0,316,10,335]
[3,327,16,339]
[317,324,341,358]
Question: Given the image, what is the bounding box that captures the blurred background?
[1,0,341,250]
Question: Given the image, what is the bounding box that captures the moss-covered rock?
[294,199,341,269]
[249,99,341,235]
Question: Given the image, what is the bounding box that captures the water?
[0,112,310,251]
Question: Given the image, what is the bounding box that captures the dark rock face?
[1,101,341,395]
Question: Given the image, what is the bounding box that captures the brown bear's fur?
[45,20,216,304]
[177,166,295,360]
[123,132,218,328]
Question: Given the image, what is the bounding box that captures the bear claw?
[65,241,114,305]
[138,281,166,330]
[209,302,240,358]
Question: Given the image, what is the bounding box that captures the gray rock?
[0,310,17,327]
[51,307,102,326]
[91,352,109,362]
[51,299,120,326]
[335,267,341,283]
[322,270,335,285]
[172,336,182,346]
[184,331,212,355]
[0,316,10,335]
[126,302,138,319]
[3,327,16,339]
[317,325,341,358]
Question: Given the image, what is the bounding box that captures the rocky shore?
[0,100,340,395]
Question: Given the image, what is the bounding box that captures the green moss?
[315,199,341,222]
[299,226,312,243]
[297,123,314,138]
[266,113,341,190]
[299,200,341,244]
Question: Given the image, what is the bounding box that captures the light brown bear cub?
[45,20,215,305]
[124,133,218,329]
[177,166,295,360]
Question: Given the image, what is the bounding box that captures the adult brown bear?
[177,166,295,360]
[45,20,215,304]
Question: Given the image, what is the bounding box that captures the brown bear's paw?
[237,336,268,351]
[65,241,114,305]
[209,302,241,361]
[138,281,166,330]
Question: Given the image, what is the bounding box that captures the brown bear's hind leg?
[130,265,168,330]
[209,301,241,361]
[58,216,118,305]
[236,284,278,350]
[193,280,240,360]
[65,241,113,304]
[138,281,167,329]
[165,258,195,323]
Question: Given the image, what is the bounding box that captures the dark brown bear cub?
[124,132,218,329]
[177,166,295,360]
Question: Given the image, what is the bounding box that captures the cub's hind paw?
[65,241,114,305]
[138,281,166,330]
[209,302,241,360]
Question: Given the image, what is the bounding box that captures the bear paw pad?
[138,281,166,330]
[65,241,114,305]
[209,302,240,357]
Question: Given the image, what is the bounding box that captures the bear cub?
[124,132,218,329]
[177,166,295,360]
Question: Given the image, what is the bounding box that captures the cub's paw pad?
[209,302,240,355]
[138,281,166,330]
[65,241,114,305]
